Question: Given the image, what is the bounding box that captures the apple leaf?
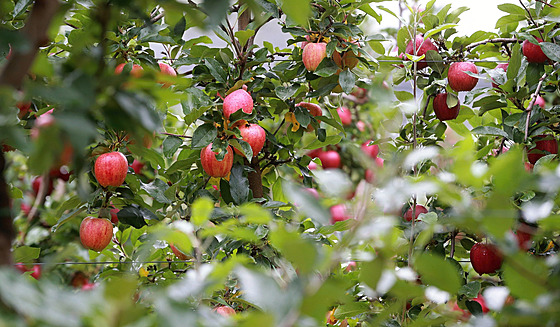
[314,59,339,77]
[13,246,41,263]
[140,179,172,204]
[446,93,459,108]
[191,197,213,226]
[283,182,330,225]
[281,0,311,26]
[275,85,298,101]
[229,165,249,205]
[229,138,253,159]
[269,227,318,275]
[163,136,183,159]
[204,58,227,84]
[118,206,148,229]
[294,106,311,127]
[459,281,481,298]
[471,126,509,138]
[191,123,217,149]
[339,69,356,94]
[415,252,461,294]
[540,42,560,62]
[235,29,255,47]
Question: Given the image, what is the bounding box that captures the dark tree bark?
[0,0,60,266]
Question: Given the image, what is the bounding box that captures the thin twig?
[464,38,520,52]
[524,72,548,142]
[161,132,192,138]
[519,0,545,40]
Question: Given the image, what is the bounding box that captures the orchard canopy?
[3,0,560,325]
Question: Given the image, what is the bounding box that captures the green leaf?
[424,23,457,39]
[358,4,382,23]
[204,58,227,84]
[163,136,183,158]
[314,59,339,77]
[304,135,342,150]
[283,182,330,225]
[229,139,253,159]
[415,252,461,293]
[229,165,249,205]
[540,42,560,61]
[118,206,148,229]
[191,197,213,226]
[13,0,33,18]
[269,227,318,275]
[13,246,40,263]
[128,145,166,170]
[182,88,213,126]
[359,257,384,290]
[294,106,311,127]
[191,123,217,149]
[275,85,298,101]
[459,281,481,298]
[471,126,509,138]
[334,301,371,319]
[235,30,255,47]
[339,69,356,94]
[140,179,172,204]
[51,206,86,232]
[114,92,161,131]
[497,3,526,16]
[172,16,187,38]
[503,253,548,301]
[281,0,311,26]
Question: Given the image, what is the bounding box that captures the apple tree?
[1,0,560,326]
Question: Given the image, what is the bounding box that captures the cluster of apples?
[199,87,267,178]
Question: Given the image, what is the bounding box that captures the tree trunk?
[0,0,60,266]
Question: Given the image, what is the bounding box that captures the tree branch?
[524,72,548,142]
[0,0,60,89]
[464,38,520,52]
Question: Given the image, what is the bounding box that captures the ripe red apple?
[403,204,428,222]
[365,169,375,183]
[200,144,233,177]
[405,35,438,70]
[433,93,460,121]
[351,87,367,99]
[32,176,54,197]
[170,244,189,260]
[300,35,311,49]
[361,140,379,158]
[158,62,177,87]
[223,89,253,119]
[330,204,350,223]
[214,306,236,316]
[110,207,119,224]
[302,42,327,72]
[451,302,471,321]
[448,62,478,92]
[522,38,549,63]
[317,150,341,169]
[15,263,41,280]
[115,63,144,77]
[337,107,352,126]
[79,217,113,252]
[234,123,266,157]
[534,95,545,109]
[308,161,318,171]
[81,283,96,291]
[345,261,357,272]
[375,157,384,168]
[470,242,503,275]
[50,166,71,182]
[491,63,509,88]
[356,121,366,132]
[333,41,360,69]
[296,102,322,117]
[525,162,534,172]
[20,203,31,216]
[94,151,129,187]
[527,134,558,164]
[130,159,144,175]
[307,148,324,159]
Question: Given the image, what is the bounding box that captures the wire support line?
[13,260,195,266]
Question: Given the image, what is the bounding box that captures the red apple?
[115,63,144,77]
[307,148,323,159]
[296,102,322,117]
[308,161,318,171]
[330,204,350,223]
[491,63,509,88]
[527,134,558,164]
[214,306,236,316]
[81,283,96,291]
[522,38,549,64]
[361,140,379,158]
[333,41,360,69]
[317,150,341,169]
[337,107,352,126]
[31,111,55,140]
[525,162,534,172]
[20,203,31,216]
[302,42,327,72]
[300,35,311,49]
[200,144,233,177]
[345,261,357,272]
[15,263,41,280]
[50,166,71,182]
[130,159,144,175]
[32,176,54,197]
[170,244,189,260]
[405,35,438,70]
[375,157,384,168]
[534,95,545,109]
[403,204,428,222]
[351,87,367,99]
[79,217,113,251]
[448,62,478,92]
[515,223,534,251]
[234,123,266,157]
[110,207,119,225]
[433,93,460,121]
[470,242,503,275]
[451,302,471,320]
[158,62,177,87]
[356,121,366,132]
[94,151,129,187]
[223,89,253,119]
